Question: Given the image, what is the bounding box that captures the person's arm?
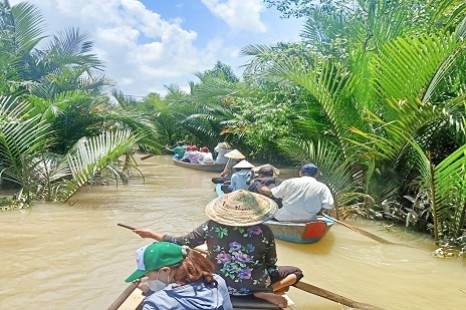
[133,222,209,249]
[263,226,278,269]
[162,221,209,248]
[321,186,334,210]
[262,179,287,199]
[142,299,161,310]
[133,229,164,241]
[220,159,231,177]
[228,174,237,191]
[215,274,233,310]
[259,185,274,198]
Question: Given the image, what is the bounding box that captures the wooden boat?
[265,217,334,244]
[114,242,298,309]
[215,185,333,244]
[172,156,225,173]
[117,288,298,309]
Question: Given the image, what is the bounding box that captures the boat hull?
[119,289,297,309]
[172,157,225,172]
[265,217,334,244]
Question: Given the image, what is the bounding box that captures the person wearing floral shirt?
[164,220,275,296]
[133,190,303,308]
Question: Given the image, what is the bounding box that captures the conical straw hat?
[225,149,245,160]
[205,190,278,226]
[233,160,254,169]
[215,142,231,149]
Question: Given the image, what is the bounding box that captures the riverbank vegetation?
[0,0,465,254]
[0,1,159,207]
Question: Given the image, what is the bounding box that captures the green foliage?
[0,95,50,202]
[58,130,140,201]
[236,0,465,245]
[0,2,158,207]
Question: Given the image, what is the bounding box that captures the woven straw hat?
[216,142,231,149]
[205,190,278,226]
[225,149,245,160]
[254,164,280,176]
[233,160,254,169]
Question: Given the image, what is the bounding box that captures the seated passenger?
[181,146,201,164]
[180,145,193,162]
[214,142,231,164]
[248,165,283,208]
[167,141,186,160]
[211,149,245,184]
[198,146,214,165]
[223,160,254,193]
[132,190,303,308]
[260,163,334,222]
[125,242,232,310]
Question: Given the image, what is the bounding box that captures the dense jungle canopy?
[0,0,465,253]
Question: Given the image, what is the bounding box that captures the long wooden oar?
[118,223,387,309]
[108,280,140,310]
[140,154,155,161]
[294,281,386,310]
[323,214,410,246]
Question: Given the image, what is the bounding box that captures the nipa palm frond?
[58,130,139,201]
[272,54,359,156]
[0,95,50,186]
[434,143,466,238]
[371,32,458,105]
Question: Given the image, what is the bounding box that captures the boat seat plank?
[231,295,296,310]
[231,296,281,309]
[117,288,297,310]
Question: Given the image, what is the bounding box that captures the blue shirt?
[143,274,232,310]
[228,170,251,192]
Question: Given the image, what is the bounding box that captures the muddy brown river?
[1,156,465,309]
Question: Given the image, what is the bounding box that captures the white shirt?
[199,152,214,164]
[271,176,334,222]
[214,147,230,164]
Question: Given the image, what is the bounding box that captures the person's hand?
[133,229,156,239]
[260,185,268,193]
[138,277,150,294]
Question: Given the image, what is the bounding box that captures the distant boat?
[172,156,226,173]
[265,217,334,244]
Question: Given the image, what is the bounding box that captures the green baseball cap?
[125,242,184,282]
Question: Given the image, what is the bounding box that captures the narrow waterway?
[0,156,464,310]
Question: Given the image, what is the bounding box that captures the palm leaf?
[371,32,458,105]
[0,95,50,187]
[10,1,46,51]
[271,54,361,156]
[434,143,466,238]
[58,130,139,201]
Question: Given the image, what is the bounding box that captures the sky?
[10,0,303,97]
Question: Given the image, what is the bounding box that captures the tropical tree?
[0,1,159,206]
[0,95,49,203]
[247,0,466,244]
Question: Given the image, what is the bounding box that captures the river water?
[0,156,465,310]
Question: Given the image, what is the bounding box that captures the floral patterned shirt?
[162,220,278,296]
